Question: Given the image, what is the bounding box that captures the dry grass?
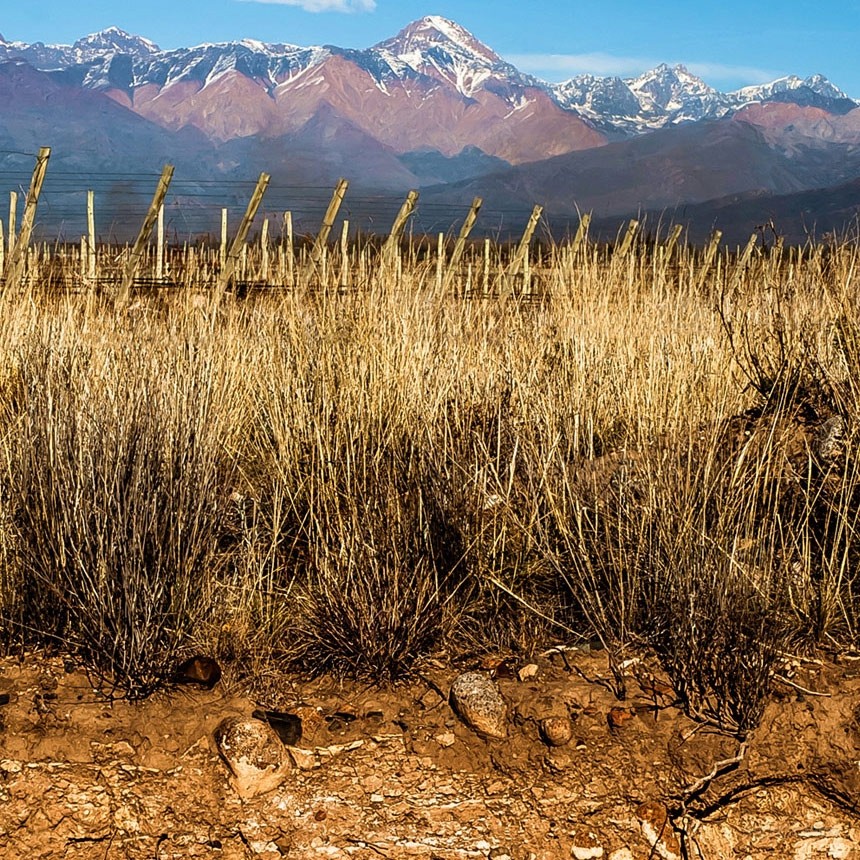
[0,235,857,732]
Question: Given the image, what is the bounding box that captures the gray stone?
[213,717,291,799]
[449,672,507,739]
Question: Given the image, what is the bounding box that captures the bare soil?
[2,649,860,859]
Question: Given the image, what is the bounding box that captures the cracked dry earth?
[2,651,860,860]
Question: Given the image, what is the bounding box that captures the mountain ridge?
[1,18,855,142]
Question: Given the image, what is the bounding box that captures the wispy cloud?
[506,52,779,85]
[239,0,376,11]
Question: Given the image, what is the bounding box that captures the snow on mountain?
[734,74,849,103]
[552,74,652,135]
[730,74,858,114]
[372,15,537,99]
[550,64,732,134]
[551,64,858,135]
[71,27,160,60]
[628,64,727,122]
[1,18,856,140]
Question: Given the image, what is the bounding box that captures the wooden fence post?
[118,164,174,306]
[664,224,684,261]
[730,232,758,288]
[156,203,165,280]
[220,208,228,271]
[261,217,270,282]
[502,205,542,294]
[381,190,419,271]
[435,232,444,291]
[570,212,591,257]
[339,220,349,288]
[216,171,270,297]
[696,229,723,290]
[8,191,17,258]
[87,190,96,280]
[617,219,639,257]
[312,178,348,264]
[6,146,50,290]
[444,196,482,289]
[284,211,294,285]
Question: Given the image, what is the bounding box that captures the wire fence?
[0,165,553,244]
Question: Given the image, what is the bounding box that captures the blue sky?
[2,0,858,94]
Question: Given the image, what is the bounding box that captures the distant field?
[0,227,857,740]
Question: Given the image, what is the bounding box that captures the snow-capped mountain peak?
[733,73,850,102]
[371,15,534,98]
[375,15,501,67]
[72,26,160,59]
[629,63,719,112]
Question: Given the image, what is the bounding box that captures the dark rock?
[174,656,221,689]
[251,709,302,746]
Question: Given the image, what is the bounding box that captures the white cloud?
[506,52,778,85]
[240,0,376,11]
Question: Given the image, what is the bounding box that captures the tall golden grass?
[0,234,857,733]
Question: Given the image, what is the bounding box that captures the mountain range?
[1,16,859,243]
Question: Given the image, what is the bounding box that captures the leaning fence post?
[216,171,270,299]
[381,190,419,272]
[6,146,50,291]
[570,212,591,257]
[118,164,174,306]
[444,196,482,289]
[617,218,639,258]
[502,204,542,295]
[312,178,348,264]
[696,229,723,290]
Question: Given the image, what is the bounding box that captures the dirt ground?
[2,648,860,859]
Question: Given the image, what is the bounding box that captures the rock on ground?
[450,672,507,739]
[213,716,291,799]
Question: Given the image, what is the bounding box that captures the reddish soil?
[1,649,859,859]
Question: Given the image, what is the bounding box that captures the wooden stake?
[217,172,270,296]
[0,219,4,275]
[119,164,174,305]
[731,232,758,287]
[6,146,50,290]
[220,208,228,271]
[87,190,96,280]
[312,178,348,263]
[340,219,349,288]
[382,190,419,267]
[696,230,723,290]
[8,191,17,258]
[570,212,592,256]
[483,238,490,294]
[444,196,482,288]
[435,232,444,291]
[261,217,270,281]
[617,219,639,257]
[664,224,684,261]
[156,202,165,280]
[509,205,543,278]
[284,211,294,286]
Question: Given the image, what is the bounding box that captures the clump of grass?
[2,307,242,697]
